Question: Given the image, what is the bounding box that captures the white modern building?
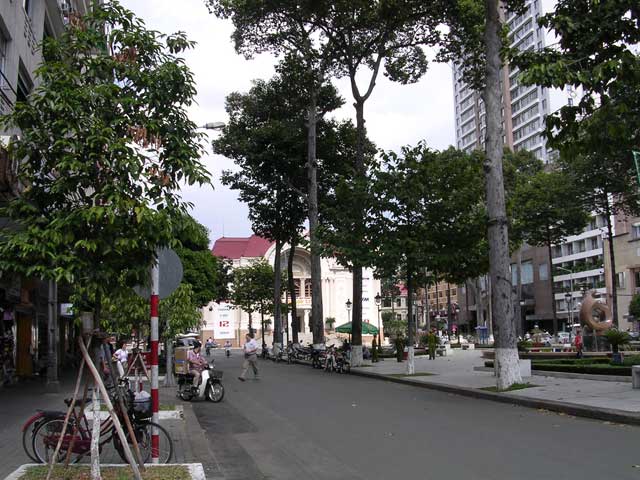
[202,235,382,347]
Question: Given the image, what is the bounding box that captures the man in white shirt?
[112,340,128,378]
[238,333,259,381]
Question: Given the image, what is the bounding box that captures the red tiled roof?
[211,235,272,259]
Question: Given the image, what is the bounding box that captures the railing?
[0,69,16,115]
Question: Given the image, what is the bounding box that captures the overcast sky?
[121,0,456,244]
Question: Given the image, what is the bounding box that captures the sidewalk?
[0,376,220,479]
[351,350,640,425]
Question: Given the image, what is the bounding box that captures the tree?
[0,2,208,324]
[213,64,342,350]
[159,283,202,386]
[173,214,231,307]
[206,2,339,348]
[304,0,446,366]
[441,0,526,389]
[230,260,275,339]
[514,0,640,327]
[372,144,487,373]
[511,167,589,334]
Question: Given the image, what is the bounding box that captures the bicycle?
[30,387,173,464]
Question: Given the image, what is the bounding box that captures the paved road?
[195,352,640,480]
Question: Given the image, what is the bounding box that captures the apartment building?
[0,0,92,379]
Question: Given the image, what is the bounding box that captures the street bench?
[633,365,640,389]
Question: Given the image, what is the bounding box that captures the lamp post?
[374,293,382,350]
[346,299,352,323]
[564,292,573,331]
[556,265,574,334]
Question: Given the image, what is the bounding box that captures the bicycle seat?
[64,397,93,407]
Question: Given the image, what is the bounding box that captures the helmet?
[192,340,201,349]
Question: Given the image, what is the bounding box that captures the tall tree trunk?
[350,99,367,367]
[516,248,523,337]
[307,91,324,348]
[435,277,439,318]
[46,280,59,391]
[406,268,414,374]
[261,309,266,353]
[446,283,452,335]
[287,240,299,344]
[482,0,522,389]
[604,196,619,326]
[273,239,283,352]
[546,227,558,334]
[163,317,175,387]
[90,385,101,480]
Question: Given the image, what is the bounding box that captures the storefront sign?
[213,303,235,339]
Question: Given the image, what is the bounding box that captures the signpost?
[134,248,183,463]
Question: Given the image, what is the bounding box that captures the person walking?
[427,329,438,360]
[238,333,259,381]
[574,328,583,359]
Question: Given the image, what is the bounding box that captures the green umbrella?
[334,322,379,335]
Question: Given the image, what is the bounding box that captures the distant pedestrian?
[427,330,438,360]
[238,333,259,381]
[113,340,128,378]
[574,329,583,359]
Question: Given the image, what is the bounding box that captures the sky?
[120,0,457,244]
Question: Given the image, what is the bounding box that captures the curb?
[348,368,640,426]
[473,366,632,383]
[5,463,206,480]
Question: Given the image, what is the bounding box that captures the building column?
[303,310,309,334]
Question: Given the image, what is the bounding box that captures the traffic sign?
[133,248,183,299]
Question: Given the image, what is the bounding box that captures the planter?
[6,464,206,480]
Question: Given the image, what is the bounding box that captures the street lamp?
[555,265,574,335]
[564,291,573,330]
[374,293,382,350]
[346,299,352,323]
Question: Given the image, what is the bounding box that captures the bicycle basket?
[132,391,152,420]
[211,369,224,379]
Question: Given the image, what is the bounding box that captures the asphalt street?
[195,350,640,480]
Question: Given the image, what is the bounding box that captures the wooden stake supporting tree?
[45,334,145,480]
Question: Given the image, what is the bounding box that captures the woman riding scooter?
[187,340,208,393]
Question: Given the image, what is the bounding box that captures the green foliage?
[178,247,231,307]
[230,260,275,316]
[603,329,631,353]
[381,311,395,324]
[372,144,488,285]
[159,283,202,338]
[629,294,640,320]
[325,317,336,328]
[0,2,208,302]
[384,319,408,339]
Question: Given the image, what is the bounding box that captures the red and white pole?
[150,261,160,463]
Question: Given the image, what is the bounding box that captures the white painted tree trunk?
[350,345,363,367]
[482,0,522,390]
[90,386,101,480]
[406,346,415,375]
[163,338,175,387]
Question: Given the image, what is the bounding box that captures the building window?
[382,298,391,308]
[396,298,402,307]
[521,261,534,284]
[23,0,32,16]
[632,223,640,239]
[616,272,625,289]
[539,263,548,281]
[304,280,312,298]
[294,279,301,297]
[0,32,6,80]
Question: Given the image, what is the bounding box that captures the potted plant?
[604,329,631,364]
[325,317,336,331]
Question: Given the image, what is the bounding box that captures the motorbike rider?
[224,339,232,357]
[205,337,214,356]
[187,340,208,391]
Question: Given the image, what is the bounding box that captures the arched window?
[294,279,301,297]
[304,279,312,298]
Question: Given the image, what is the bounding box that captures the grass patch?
[481,382,537,393]
[19,465,190,480]
[387,372,435,377]
[484,359,634,376]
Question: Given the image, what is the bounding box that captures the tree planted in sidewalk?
[230,260,276,339]
[440,0,526,389]
[0,1,208,324]
[513,0,640,327]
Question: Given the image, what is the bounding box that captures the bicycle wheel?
[32,418,86,464]
[115,421,173,464]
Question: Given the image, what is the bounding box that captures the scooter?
[177,362,224,402]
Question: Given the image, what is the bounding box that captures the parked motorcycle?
[177,362,224,402]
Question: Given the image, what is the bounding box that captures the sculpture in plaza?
[579,290,613,332]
